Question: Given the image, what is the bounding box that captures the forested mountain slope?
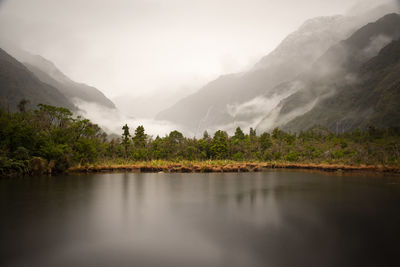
[255,13,400,132]
[282,38,400,132]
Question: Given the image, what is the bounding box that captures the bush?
[13,146,30,161]
[233,152,244,161]
[285,152,301,162]
[331,150,345,159]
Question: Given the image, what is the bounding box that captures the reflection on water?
[0,171,400,267]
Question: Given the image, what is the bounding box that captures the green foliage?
[131,148,148,161]
[232,152,244,161]
[249,128,257,138]
[133,125,147,148]
[285,152,301,162]
[259,132,272,151]
[0,155,29,175]
[169,130,184,144]
[121,124,131,157]
[1,103,399,177]
[233,127,245,141]
[210,130,228,159]
[0,103,106,175]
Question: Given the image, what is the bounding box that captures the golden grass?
[68,160,400,174]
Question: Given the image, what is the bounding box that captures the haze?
[0,0,363,102]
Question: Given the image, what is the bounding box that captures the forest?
[1,103,400,176]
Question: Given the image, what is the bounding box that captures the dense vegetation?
[1,103,400,176]
[0,103,106,175]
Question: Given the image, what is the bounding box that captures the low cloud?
[255,99,318,132]
[226,90,298,119]
[74,100,188,138]
[363,34,394,58]
[191,81,306,136]
[227,96,280,118]
[256,87,337,133]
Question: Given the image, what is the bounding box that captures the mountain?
[256,13,400,132]
[281,26,400,132]
[156,3,398,135]
[0,48,76,112]
[24,56,116,109]
[1,45,115,109]
[156,15,359,134]
[346,0,400,18]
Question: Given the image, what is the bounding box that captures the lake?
[1,171,400,267]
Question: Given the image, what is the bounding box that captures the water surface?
[1,171,399,267]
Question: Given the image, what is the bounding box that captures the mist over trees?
[1,103,399,176]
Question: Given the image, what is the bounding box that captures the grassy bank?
[68,160,400,175]
[2,104,400,177]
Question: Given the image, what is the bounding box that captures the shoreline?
[68,162,400,175]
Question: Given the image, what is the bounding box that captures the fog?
[74,100,188,138]
[363,35,395,58]
[0,1,362,102]
[0,0,399,136]
[222,82,303,134]
[254,9,400,133]
[256,88,336,132]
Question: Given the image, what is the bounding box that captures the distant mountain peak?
[157,13,364,134]
[256,12,400,133]
[298,15,345,31]
[254,15,357,71]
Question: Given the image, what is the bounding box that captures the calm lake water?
[1,171,400,267]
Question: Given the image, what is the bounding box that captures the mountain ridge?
[156,6,398,135]
[256,13,400,132]
[0,44,116,110]
[281,38,400,132]
[156,15,359,133]
[0,48,76,112]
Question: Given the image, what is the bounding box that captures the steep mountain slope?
[157,3,398,135]
[0,48,76,112]
[2,46,116,109]
[156,15,359,134]
[25,55,115,109]
[282,38,400,132]
[256,13,400,132]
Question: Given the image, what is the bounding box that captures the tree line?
[1,103,400,176]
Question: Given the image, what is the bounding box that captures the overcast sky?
[0,0,392,100]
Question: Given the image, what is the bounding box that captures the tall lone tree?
[233,127,245,141]
[132,125,147,148]
[122,124,131,157]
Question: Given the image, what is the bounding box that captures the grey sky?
[0,0,394,100]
